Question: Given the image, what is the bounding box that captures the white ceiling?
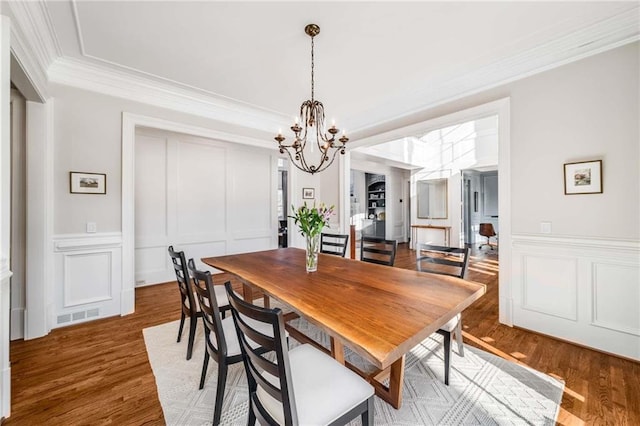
[41,1,639,137]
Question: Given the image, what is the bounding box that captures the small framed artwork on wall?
[302,187,315,199]
[563,160,602,195]
[70,172,107,194]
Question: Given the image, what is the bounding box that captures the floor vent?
[57,314,71,324]
[57,308,101,325]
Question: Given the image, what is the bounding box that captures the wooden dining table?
[202,247,485,409]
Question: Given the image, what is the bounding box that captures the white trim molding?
[4,0,61,101]
[512,233,640,361]
[49,57,288,134]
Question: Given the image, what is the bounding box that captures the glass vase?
[305,233,320,272]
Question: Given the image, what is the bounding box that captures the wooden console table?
[410,224,451,248]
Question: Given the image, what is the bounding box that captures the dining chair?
[224,282,375,426]
[320,233,349,257]
[416,243,470,385]
[168,246,230,361]
[187,259,273,426]
[360,235,398,266]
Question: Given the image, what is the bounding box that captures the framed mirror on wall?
[417,178,448,219]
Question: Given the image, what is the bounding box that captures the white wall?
[51,84,273,235]
[0,15,11,418]
[45,84,278,330]
[508,44,638,240]
[134,127,277,285]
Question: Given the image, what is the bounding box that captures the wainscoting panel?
[53,233,123,328]
[591,262,640,336]
[522,255,577,321]
[134,128,277,286]
[63,252,112,307]
[512,234,639,360]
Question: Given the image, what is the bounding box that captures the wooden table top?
[202,247,485,370]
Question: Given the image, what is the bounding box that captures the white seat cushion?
[213,285,230,308]
[439,313,461,332]
[257,344,374,425]
[210,315,283,357]
[189,285,229,313]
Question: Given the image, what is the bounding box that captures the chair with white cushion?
[188,259,273,426]
[168,246,230,360]
[224,282,375,426]
[416,243,470,385]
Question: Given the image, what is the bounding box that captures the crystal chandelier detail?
[275,24,348,175]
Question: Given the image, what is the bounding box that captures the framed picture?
[564,160,602,195]
[302,187,315,199]
[70,172,107,194]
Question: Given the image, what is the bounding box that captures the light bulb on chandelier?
[275,24,348,175]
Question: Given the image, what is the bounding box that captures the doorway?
[277,158,289,248]
[9,87,26,340]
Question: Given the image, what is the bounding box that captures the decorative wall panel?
[134,129,276,286]
[522,255,577,320]
[53,233,122,328]
[591,262,640,336]
[512,234,639,360]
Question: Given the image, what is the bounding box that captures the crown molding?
[48,56,288,134]
[350,6,640,135]
[5,0,62,100]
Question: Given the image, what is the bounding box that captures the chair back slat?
[360,236,397,266]
[416,244,470,279]
[168,246,196,315]
[187,259,229,360]
[320,233,349,257]
[225,282,298,425]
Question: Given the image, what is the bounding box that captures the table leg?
[330,337,345,365]
[241,282,254,302]
[371,355,405,409]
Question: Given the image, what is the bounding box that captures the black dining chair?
[168,245,231,360]
[320,233,349,257]
[224,282,375,425]
[416,243,470,385]
[187,259,272,426]
[168,246,224,360]
[360,236,397,266]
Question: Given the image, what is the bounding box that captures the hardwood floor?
[6,244,640,425]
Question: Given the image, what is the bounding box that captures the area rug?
[143,318,563,425]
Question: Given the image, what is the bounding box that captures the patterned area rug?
[143,318,563,425]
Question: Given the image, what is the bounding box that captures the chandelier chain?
[310,36,315,102]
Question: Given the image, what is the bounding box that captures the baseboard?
[10,308,24,340]
[513,325,640,364]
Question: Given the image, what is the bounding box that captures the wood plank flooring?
[6,244,640,425]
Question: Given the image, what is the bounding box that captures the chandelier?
[275,24,348,175]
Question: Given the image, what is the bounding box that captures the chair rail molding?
[511,233,640,361]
